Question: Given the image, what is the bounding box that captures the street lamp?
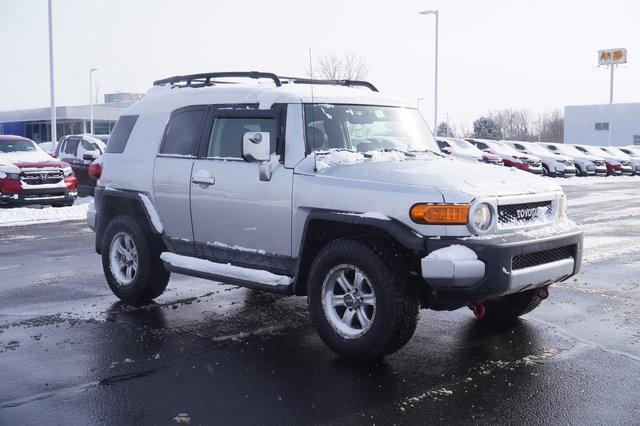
[89,68,98,134]
[418,9,439,130]
[48,0,57,147]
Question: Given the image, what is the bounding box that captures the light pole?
[419,9,439,130]
[89,68,98,134]
[607,63,614,146]
[47,0,57,147]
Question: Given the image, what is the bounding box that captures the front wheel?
[307,239,419,360]
[102,214,170,304]
[479,289,544,321]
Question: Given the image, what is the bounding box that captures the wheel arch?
[292,210,426,296]
[95,188,164,254]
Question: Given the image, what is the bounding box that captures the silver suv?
[88,72,583,359]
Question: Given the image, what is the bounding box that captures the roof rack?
[153,71,282,88]
[152,71,379,92]
[280,76,378,92]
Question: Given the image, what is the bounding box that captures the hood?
[0,150,63,169]
[549,153,573,161]
[314,154,560,198]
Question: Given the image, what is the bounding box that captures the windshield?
[552,144,584,156]
[0,138,39,154]
[304,104,439,154]
[521,143,551,156]
[486,141,521,157]
[451,139,483,154]
[602,147,630,159]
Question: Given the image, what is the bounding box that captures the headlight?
[557,195,567,219]
[471,203,493,232]
[63,168,74,178]
[0,171,20,180]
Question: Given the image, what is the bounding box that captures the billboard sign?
[598,48,627,65]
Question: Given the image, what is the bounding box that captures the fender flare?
[291,210,427,294]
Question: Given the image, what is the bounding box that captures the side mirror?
[83,154,96,161]
[242,131,272,181]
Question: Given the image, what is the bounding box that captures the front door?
[190,106,293,274]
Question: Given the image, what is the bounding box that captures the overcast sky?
[0,0,638,131]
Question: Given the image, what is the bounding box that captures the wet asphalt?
[1,180,639,425]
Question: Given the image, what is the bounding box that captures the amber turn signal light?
[410,204,469,225]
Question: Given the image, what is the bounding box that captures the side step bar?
[160,252,294,295]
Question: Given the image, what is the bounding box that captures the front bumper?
[0,186,77,206]
[421,227,583,310]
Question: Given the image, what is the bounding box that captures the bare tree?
[310,52,369,80]
[489,108,531,141]
[539,109,564,143]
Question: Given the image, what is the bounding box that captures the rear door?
[190,105,293,274]
[153,105,208,255]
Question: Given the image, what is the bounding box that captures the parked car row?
[436,137,640,177]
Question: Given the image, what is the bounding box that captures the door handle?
[191,176,215,186]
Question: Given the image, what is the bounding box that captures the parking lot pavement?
[1,181,639,424]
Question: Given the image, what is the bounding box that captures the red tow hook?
[536,286,550,300]
[469,301,486,319]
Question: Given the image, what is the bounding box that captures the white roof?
[125,82,413,115]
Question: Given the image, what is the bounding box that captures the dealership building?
[0,92,144,142]
[564,102,640,146]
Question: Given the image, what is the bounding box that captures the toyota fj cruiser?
[88,72,583,359]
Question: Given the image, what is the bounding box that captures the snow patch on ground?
[160,252,292,286]
[0,197,93,227]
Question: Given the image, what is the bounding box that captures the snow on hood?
[313,150,561,198]
[0,150,60,167]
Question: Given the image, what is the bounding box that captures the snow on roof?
[125,82,413,115]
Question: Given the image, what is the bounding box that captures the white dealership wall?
[564,103,640,146]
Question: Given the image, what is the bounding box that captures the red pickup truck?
[0,135,78,207]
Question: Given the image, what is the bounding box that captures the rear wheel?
[307,238,419,360]
[479,289,543,321]
[102,214,170,304]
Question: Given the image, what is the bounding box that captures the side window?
[80,139,98,152]
[207,117,276,159]
[161,109,206,156]
[576,146,586,153]
[547,145,557,151]
[65,139,79,155]
[477,142,488,150]
[514,144,525,150]
[106,115,138,154]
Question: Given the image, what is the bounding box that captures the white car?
[436,137,503,165]
[504,141,576,177]
[538,143,607,176]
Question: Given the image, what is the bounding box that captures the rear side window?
[514,144,525,150]
[161,109,206,156]
[207,117,276,158]
[106,115,138,154]
[64,139,79,155]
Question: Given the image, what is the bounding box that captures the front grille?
[512,246,574,270]
[498,201,552,225]
[21,170,64,185]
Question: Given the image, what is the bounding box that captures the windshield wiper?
[409,148,444,157]
[364,148,416,158]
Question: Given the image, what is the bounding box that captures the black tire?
[481,289,543,321]
[102,214,170,304]
[542,165,550,177]
[575,164,585,177]
[307,238,419,360]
